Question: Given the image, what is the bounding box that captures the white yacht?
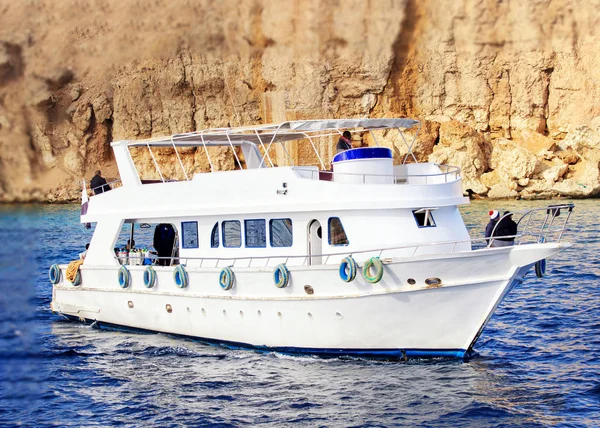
[49,118,574,359]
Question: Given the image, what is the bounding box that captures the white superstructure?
[50,118,574,359]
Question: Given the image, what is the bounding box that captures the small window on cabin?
[245,219,266,248]
[413,209,436,228]
[328,217,349,246]
[211,222,219,248]
[181,221,199,249]
[270,218,293,247]
[222,221,241,248]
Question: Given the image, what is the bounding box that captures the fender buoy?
[144,266,156,288]
[173,265,188,288]
[273,264,290,288]
[118,265,130,288]
[535,259,546,278]
[71,270,82,286]
[219,267,235,291]
[49,264,61,284]
[362,257,384,283]
[339,256,357,282]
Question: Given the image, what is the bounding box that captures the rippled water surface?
[0,200,599,426]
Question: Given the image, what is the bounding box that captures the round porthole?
[304,285,314,295]
[239,310,244,318]
[201,308,206,316]
[308,312,313,319]
[166,304,173,313]
[407,278,416,285]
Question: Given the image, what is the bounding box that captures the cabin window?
[222,221,241,247]
[245,219,266,248]
[328,217,349,246]
[181,221,199,249]
[211,222,219,248]
[270,218,293,247]
[413,209,436,228]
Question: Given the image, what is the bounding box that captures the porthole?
[223,309,227,316]
[425,277,442,288]
[127,301,134,309]
[201,308,206,316]
[307,312,313,319]
[407,278,416,285]
[277,311,282,319]
[257,310,262,317]
[304,285,314,295]
[239,310,244,318]
[335,312,343,319]
[166,304,173,313]
[186,307,191,313]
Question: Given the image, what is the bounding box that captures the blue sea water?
[0,200,599,427]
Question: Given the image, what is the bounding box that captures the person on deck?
[91,170,110,194]
[485,210,500,245]
[79,243,89,260]
[336,131,353,153]
[126,239,135,251]
[493,212,518,247]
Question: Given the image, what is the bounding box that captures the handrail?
[292,164,461,184]
[89,179,122,196]
[113,204,572,268]
[488,203,574,248]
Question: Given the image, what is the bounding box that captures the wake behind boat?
[49,118,574,359]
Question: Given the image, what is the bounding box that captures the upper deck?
[92,118,462,193]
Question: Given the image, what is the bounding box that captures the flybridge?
[111,118,422,182]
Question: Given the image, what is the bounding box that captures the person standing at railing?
[90,170,111,194]
[493,211,518,247]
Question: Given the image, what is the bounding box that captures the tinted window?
[223,221,241,247]
[211,222,219,248]
[328,217,349,246]
[181,221,199,249]
[270,218,293,247]
[245,219,266,248]
[413,209,436,227]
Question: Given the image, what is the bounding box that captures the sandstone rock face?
[0,0,599,202]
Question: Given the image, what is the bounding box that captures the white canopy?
[123,118,420,147]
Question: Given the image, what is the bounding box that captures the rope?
[65,260,84,283]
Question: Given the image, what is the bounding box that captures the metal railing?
[292,164,461,185]
[112,204,573,268]
[88,179,122,196]
[488,203,574,247]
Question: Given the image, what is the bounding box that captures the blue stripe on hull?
[57,314,468,360]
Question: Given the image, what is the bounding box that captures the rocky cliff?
[1,0,599,202]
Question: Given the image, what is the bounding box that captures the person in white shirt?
[79,243,90,260]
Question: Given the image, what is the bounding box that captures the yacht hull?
[51,244,563,358]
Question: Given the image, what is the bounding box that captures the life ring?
[362,257,384,283]
[339,256,357,282]
[535,259,546,278]
[49,264,61,284]
[273,264,290,288]
[71,270,82,286]
[173,265,188,288]
[219,267,235,291]
[118,265,130,288]
[144,266,156,288]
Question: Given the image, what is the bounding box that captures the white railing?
[114,204,573,268]
[292,164,461,185]
[89,179,122,196]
